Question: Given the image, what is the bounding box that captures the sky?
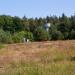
[0,0,75,18]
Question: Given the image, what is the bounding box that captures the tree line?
[0,14,75,43]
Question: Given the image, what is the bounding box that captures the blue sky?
[0,0,75,18]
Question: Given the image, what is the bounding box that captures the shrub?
[34,27,49,41]
[0,29,13,43]
[70,29,75,39]
[24,31,33,41]
[12,31,33,43]
[51,31,64,40]
[12,31,25,43]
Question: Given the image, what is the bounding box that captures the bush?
[12,31,33,43]
[51,31,64,40]
[70,30,75,39]
[49,24,57,34]
[0,29,13,43]
[34,27,49,41]
[12,31,25,43]
[24,31,33,41]
[63,32,69,40]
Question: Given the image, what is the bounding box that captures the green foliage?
[63,32,69,40]
[57,23,69,33]
[13,16,24,32]
[0,29,13,43]
[0,14,75,43]
[70,30,75,39]
[51,31,64,40]
[34,27,49,41]
[24,31,33,41]
[12,31,25,43]
[49,24,57,34]
[2,15,14,33]
[0,16,5,28]
[12,31,33,43]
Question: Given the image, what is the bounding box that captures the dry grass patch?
[0,40,75,75]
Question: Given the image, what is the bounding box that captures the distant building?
[44,23,51,31]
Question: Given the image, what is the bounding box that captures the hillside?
[0,40,75,75]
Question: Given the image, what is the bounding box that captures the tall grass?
[0,61,75,75]
[0,43,4,49]
[0,41,75,75]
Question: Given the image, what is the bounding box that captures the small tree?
[34,27,49,41]
[24,31,33,41]
[70,29,75,39]
[63,32,69,40]
[51,31,64,40]
[12,31,33,43]
[0,29,13,43]
[12,31,25,43]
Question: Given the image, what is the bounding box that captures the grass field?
[0,40,75,75]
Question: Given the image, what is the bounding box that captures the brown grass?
[0,40,75,75]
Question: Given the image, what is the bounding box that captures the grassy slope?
[0,40,75,75]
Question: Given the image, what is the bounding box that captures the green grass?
[0,61,75,75]
[0,44,4,49]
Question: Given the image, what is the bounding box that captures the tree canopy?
[0,14,75,43]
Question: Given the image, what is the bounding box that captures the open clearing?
[0,40,75,75]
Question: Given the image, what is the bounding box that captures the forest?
[0,13,75,43]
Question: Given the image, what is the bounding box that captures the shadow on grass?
[67,56,75,61]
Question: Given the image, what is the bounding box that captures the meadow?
[0,40,75,75]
